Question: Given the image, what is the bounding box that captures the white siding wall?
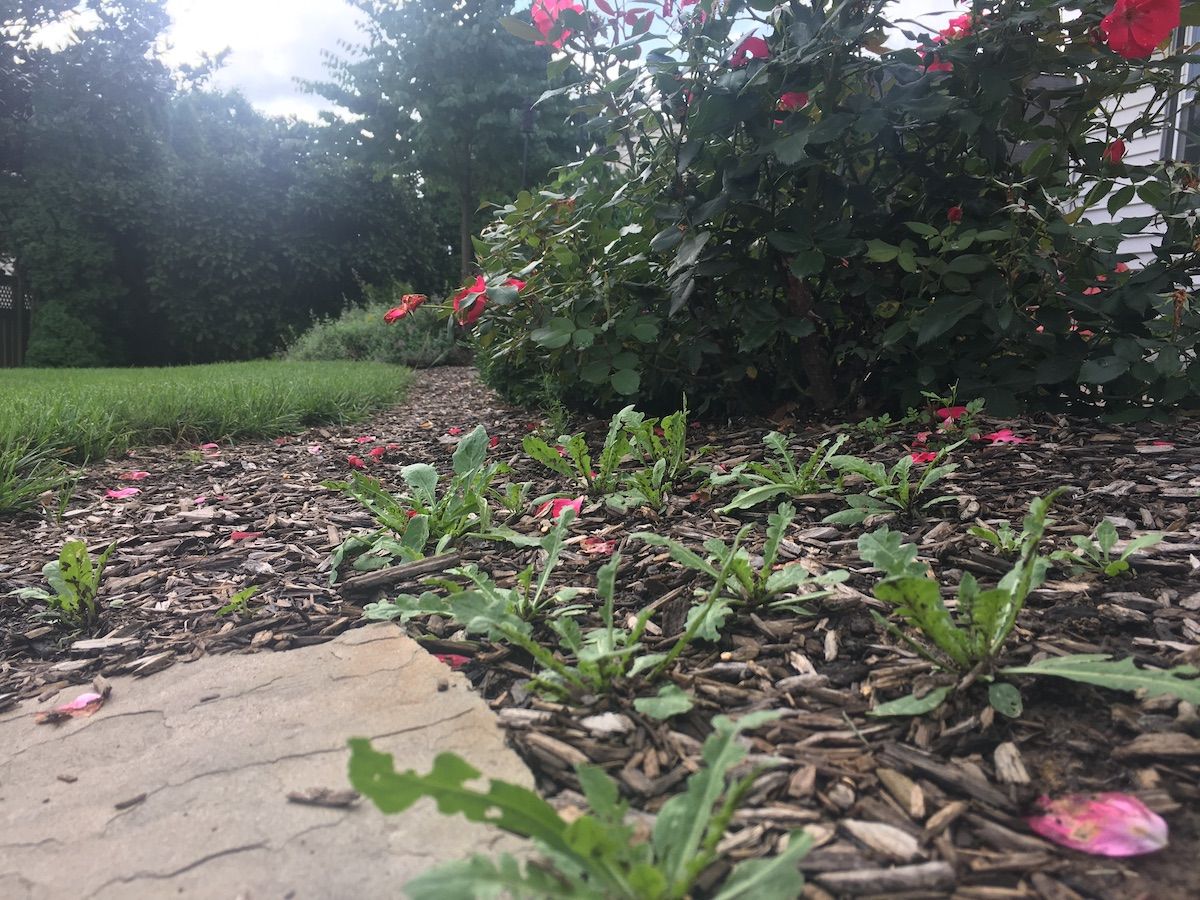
[1084,83,1168,259]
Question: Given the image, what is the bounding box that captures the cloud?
[165,0,366,119]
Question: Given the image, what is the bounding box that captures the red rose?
[730,35,770,68]
[451,275,488,326]
[947,205,963,224]
[1103,139,1126,164]
[1100,0,1180,59]
[531,0,584,49]
[777,92,809,112]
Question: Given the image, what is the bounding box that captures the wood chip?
[841,819,922,862]
[814,861,955,894]
[992,742,1030,785]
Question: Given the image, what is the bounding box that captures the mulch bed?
[2,366,1198,899]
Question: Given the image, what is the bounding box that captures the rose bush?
[467,0,1199,417]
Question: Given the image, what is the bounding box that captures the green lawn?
[0,361,413,462]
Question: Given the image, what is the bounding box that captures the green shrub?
[469,0,1199,419]
[288,300,457,368]
[24,300,114,369]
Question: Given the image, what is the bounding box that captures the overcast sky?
[162,0,950,121]
[165,0,369,120]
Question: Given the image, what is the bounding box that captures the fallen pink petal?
[230,531,264,541]
[446,426,463,436]
[119,471,150,481]
[35,692,106,724]
[1027,793,1168,857]
[347,455,367,469]
[433,653,471,669]
[581,536,617,555]
[307,444,323,454]
[355,436,376,443]
[368,446,386,460]
[910,451,938,464]
[982,429,1030,445]
[105,488,141,500]
[489,436,500,448]
[199,442,220,451]
[538,496,585,519]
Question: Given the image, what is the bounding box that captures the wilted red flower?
[368,446,386,460]
[1103,139,1127,164]
[383,293,428,324]
[532,0,583,49]
[947,206,963,224]
[406,509,419,519]
[1115,262,1132,273]
[347,455,367,469]
[1100,0,1180,59]
[910,451,938,464]
[936,405,968,421]
[489,436,500,448]
[451,275,488,326]
[1027,793,1168,856]
[730,35,770,67]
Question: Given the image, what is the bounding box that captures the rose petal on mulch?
[230,531,264,541]
[119,471,150,481]
[105,488,141,500]
[434,654,471,669]
[580,537,617,555]
[1027,793,1168,856]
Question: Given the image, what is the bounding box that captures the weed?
[217,585,261,617]
[858,491,1200,717]
[713,432,845,512]
[635,504,848,633]
[824,444,960,525]
[326,425,534,581]
[348,711,812,899]
[1050,520,1163,577]
[524,402,694,511]
[11,539,116,627]
[969,519,1023,555]
[364,507,583,624]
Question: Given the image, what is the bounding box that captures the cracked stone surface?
[0,626,533,898]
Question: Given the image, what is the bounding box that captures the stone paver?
[0,626,533,898]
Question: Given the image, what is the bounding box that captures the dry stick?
[338,553,461,594]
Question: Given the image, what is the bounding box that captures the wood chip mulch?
[2,365,1198,899]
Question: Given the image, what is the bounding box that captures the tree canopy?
[310,0,584,278]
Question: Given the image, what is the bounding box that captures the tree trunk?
[785,273,838,411]
[458,153,475,281]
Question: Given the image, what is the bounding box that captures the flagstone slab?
[0,625,532,899]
